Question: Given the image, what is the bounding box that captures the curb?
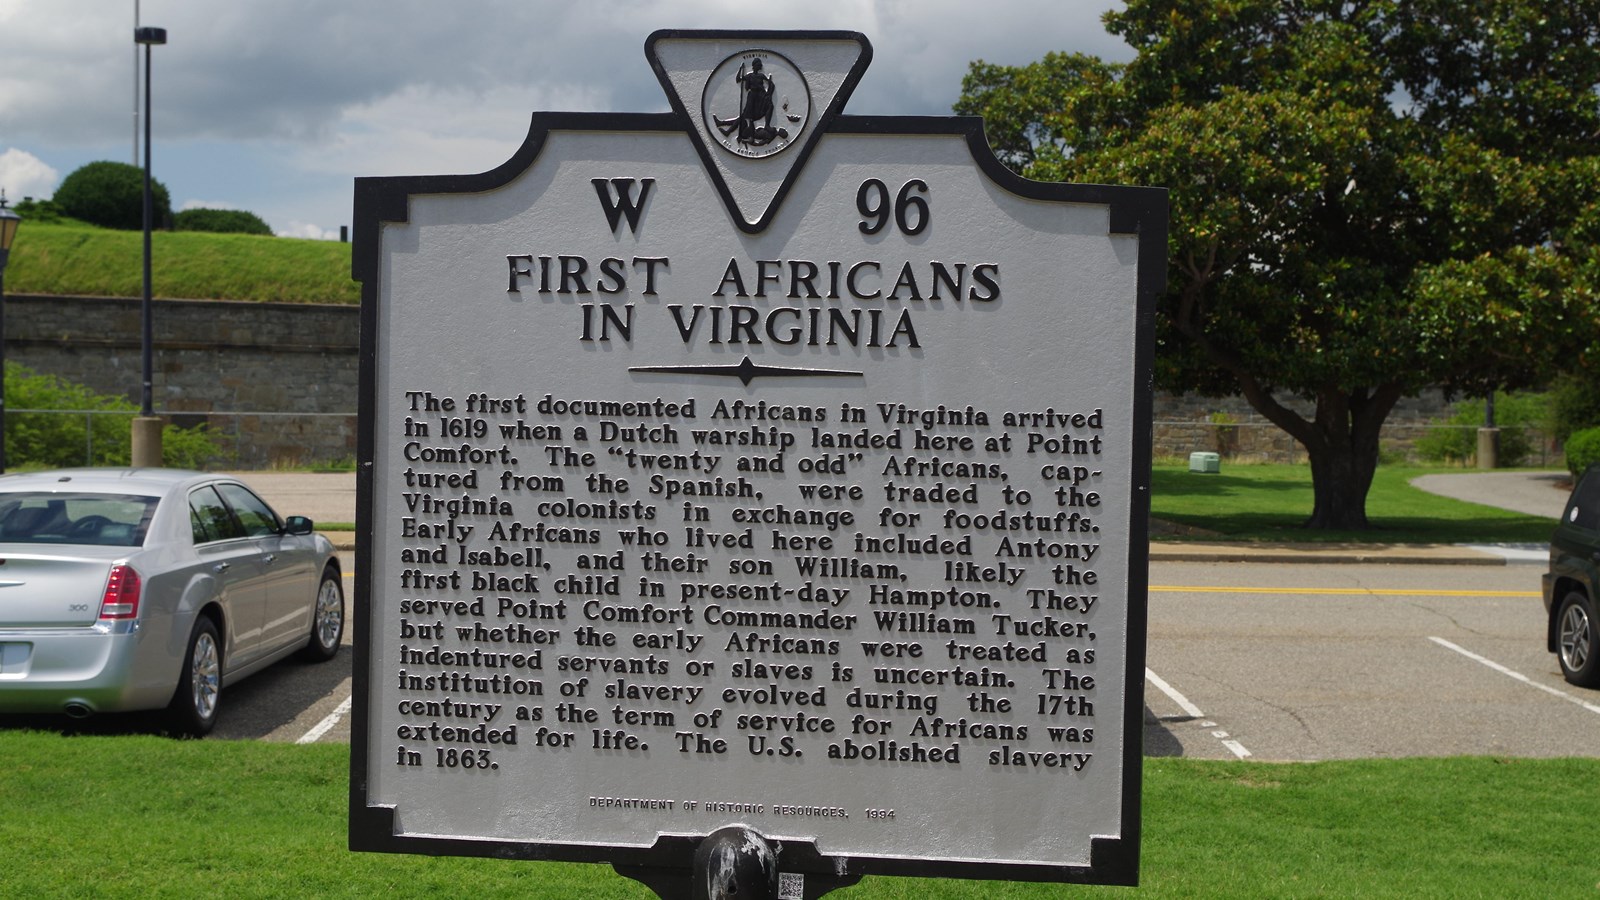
[1148,542,1509,565]
[323,532,357,552]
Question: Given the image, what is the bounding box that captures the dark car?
[1544,463,1600,687]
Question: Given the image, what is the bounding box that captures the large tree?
[957,0,1600,528]
[52,161,172,231]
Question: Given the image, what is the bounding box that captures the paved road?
[53,558,1578,759]
[1144,560,1592,761]
[16,560,1591,758]
[243,558,1595,757]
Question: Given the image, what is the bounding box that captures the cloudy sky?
[0,1,1129,239]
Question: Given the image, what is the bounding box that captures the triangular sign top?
[647,30,872,234]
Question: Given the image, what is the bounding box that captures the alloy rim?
[1560,601,1591,673]
[192,631,220,720]
[316,579,343,649]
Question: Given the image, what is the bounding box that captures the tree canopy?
[51,161,172,231]
[957,0,1600,528]
[174,208,274,236]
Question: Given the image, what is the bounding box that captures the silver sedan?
[0,469,343,736]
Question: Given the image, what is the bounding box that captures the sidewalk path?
[1409,470,1569,520]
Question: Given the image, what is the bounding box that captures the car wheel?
[1556,590,1600,688]
[298,566,344,662]
[169,617,222,737]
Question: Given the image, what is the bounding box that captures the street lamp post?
[0,194,21,474]
[133,25,166,468]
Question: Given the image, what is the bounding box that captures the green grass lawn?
[4,222,357,304]
[1152,463,1562,543]
[0,731,1593,898]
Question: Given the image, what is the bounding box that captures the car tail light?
[98,565,142,620]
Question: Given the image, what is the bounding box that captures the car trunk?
[0,551,120,628]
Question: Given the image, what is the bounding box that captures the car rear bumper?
[0,621,171,715]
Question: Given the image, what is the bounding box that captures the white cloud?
[2,1,1131,234]
[277,221,343,241]
[295,81,611,180]
[0,148,59,201]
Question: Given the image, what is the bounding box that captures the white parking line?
[1428,637,1600,716]
[1145,668,1252,759]
[1145,669,1203,717]
[296,694,352,744]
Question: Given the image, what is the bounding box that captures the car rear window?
[0,492,159,546]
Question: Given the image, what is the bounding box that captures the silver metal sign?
[350,29,1163,893]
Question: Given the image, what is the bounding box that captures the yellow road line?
[1150,585,1540,597]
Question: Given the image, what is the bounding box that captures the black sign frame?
[350,29,1163,891]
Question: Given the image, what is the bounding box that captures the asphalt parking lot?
[1143,560,1591,761]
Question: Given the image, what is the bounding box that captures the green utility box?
[1189,451,1221,473]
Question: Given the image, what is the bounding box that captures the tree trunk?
[1229,378,1402,531]
[1169,280,1404,530]
[1304,434,1379,529]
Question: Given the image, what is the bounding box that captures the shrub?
[175,208,273,236]
[1567,427,1600,476]
[10,197,77,225]
[1207,410,1240,456]
[157,422,222,469]
[1415,393,1541,466]
[51,161,171,231]
[4,362,221,468]
[1547,371,1600,444]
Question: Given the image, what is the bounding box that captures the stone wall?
[7,294,1505,468]
[6,294,358,468]
[1153,391,1458,464]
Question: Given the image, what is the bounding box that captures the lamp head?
[134,26,167,45]
[0,193,21,256]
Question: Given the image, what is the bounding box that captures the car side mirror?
[284,515,315,536]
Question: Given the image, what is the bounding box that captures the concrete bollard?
[131,416,164,468]
[1476,427,1499,470]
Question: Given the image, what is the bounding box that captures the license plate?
[0,642,31,675]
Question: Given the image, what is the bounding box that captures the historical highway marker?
[350,30,1164,895]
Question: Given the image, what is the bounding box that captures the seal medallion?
[702,50,810,158]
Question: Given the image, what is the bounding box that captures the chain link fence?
[1155,419,1565,468]
[5,409,358,470]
